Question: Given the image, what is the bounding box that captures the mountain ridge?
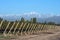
[0,12,60,24]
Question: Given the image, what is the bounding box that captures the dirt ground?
[16,32,60,40]
[0,26,60,40]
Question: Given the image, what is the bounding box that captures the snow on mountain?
[0,12,60,24]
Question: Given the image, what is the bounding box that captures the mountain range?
[37,16,60,24]
[0,12,60,24]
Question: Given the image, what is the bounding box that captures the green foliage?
[0,17,3,23]
[47,22,55,25]
[20,17,25,22]
[31,17,37,23]
[0,17,58,34]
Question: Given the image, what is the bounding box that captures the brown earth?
[0,26,60,40]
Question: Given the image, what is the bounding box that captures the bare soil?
[0,26,60,40]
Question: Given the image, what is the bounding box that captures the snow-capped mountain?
[0,12,60,24]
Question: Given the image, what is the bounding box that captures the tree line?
[0,17,60,26]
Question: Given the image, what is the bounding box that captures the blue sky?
[0,0,60,16]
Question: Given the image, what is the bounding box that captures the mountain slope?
[37,16,60,24]
[0,12,60,24]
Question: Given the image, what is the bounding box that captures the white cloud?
[0,12,60,18]
[22,11,41,18]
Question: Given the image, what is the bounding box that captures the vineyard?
[0,19,56,36]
